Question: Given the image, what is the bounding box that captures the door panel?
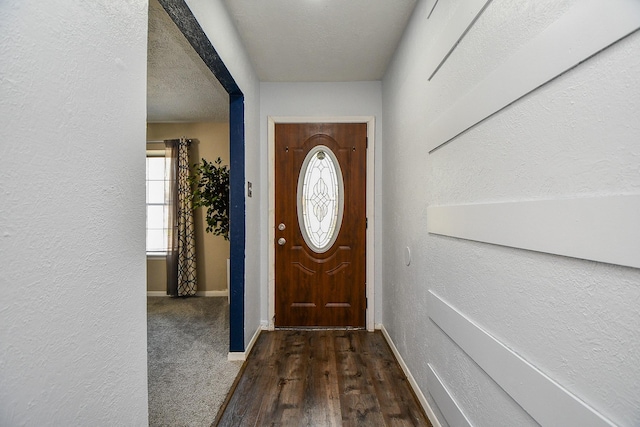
[275,123,366,327]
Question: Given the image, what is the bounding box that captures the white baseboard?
[147,291,168,297]
[380,325,442,427]
[228,324,264,361]
[196,290,229,297]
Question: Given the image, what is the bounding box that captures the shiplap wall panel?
[426,0,640,152]
[427,195,640,269]
[428,291,615,427]
[427,0,438,19]
[425,0,492,80]
[427,364,474,427]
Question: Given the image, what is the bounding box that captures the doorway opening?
[152,0,246,352]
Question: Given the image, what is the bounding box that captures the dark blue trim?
[157,0,241,95]
[229,95,245,352]
[157,0,246,352]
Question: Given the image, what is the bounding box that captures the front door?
[275,123,367,327]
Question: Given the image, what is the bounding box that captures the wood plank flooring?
[215,330,432,427]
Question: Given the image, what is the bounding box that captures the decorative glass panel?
[297,145,344,253]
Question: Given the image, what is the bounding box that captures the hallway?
[215,330,431,426]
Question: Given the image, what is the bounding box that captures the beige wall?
[146,122,230,293]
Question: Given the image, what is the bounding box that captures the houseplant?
[189,157,230,240]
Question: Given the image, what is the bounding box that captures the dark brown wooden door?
[275,123,366,327]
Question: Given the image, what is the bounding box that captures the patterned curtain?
[165,137,197,297]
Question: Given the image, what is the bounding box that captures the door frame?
[157,0,245,352]
[268,116,375,331]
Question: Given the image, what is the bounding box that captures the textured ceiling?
[147,0,228,123]
[147,0,418,122]
[223,0,417,82]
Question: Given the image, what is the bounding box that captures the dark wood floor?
[214,330,432,426]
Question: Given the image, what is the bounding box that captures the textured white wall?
[185,0,262,347]
[382,0,640,426]
[259,82,384,325]
[0,1,149,425]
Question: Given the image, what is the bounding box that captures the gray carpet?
[147,297,242,427]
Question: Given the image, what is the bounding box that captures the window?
[146,150,171,254]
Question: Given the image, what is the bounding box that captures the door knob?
[278,237,286,246]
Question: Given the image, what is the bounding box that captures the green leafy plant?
[189,157,230,240]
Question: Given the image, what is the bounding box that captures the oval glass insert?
[297,145,344,253]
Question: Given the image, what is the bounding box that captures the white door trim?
[268,116,375,331]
